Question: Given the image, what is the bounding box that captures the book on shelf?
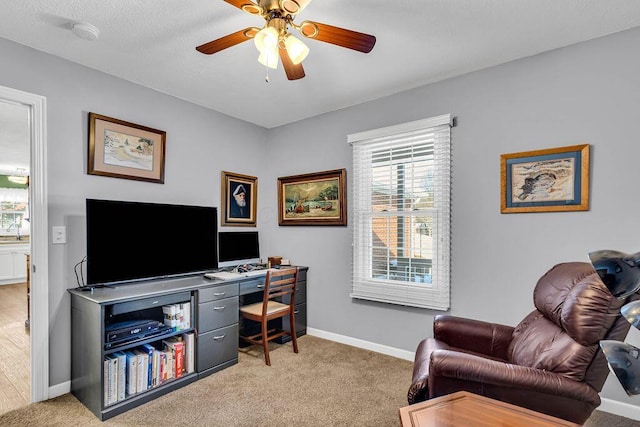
[158,351,167,384]
[182,332,195,374]
[113,352,126,402]
[133,348,149,393]
[181,301,191,329]
[124,351,137,395]
[151,349,160,388]
[103,358,109,406]
[162,302,191,331]
[141,343,155,390]
[103,355,118,406]
[162,350,174,382]
[163,337,184,379]
[162,304,179,330]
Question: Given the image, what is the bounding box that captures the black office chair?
[239,267,299,365]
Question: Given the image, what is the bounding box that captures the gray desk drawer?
[239,278,265,295]
[198,297,239,332]
[197,324,238,372]
[198,283,238,303]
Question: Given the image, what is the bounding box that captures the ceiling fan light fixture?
[8,168,28,185]
[254,26,279,53]
[284,34,309,65]
[258,49,279,69]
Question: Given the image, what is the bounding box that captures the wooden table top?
[399,391,580,427]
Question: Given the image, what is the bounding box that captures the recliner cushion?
[508,262,623,381]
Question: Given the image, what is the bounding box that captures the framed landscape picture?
[221,171,257,226]
[88,113,166,183]
[500,144,590,213]
[277,169,347,226]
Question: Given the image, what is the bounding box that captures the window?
[0,188,29,237]
[348,114,452,310]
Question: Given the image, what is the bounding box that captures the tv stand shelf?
[69,267,308,421]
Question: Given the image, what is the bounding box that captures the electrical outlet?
[52,226,66,244]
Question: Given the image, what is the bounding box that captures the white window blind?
[348,114,452,310]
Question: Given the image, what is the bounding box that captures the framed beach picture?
[88,113,166,183]
[277,169,347,226]
[500,144,590,213]
[221,171,257,226]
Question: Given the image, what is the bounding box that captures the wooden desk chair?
[239,267,299,365]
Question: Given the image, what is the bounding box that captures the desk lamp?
[589,250,640,396]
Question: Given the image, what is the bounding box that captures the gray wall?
[0,37,267,386]
[261,26,640,408]
[1,23,640,410]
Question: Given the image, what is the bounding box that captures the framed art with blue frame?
[500,144,590,213]
[221,171,257,226]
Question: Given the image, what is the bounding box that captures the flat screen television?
[217,231,260,268]
[86,198,218,285]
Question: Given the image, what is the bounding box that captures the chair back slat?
[264,268,298,302]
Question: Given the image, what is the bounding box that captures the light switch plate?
[52,226,66,244]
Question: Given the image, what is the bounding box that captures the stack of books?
[162,302,191,331]
[103,331,195,406]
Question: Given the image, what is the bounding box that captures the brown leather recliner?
[407,262,638,425]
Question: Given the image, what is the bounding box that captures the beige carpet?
[0,335,637,426]
[0,336,412,426]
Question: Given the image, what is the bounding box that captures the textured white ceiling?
[1,0,640,133]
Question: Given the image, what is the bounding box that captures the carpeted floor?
[0,335,637,426]
[0,336,411,426]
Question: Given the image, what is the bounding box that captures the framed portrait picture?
[88,113,166,183]
[277,169,347,226]
[221,171,257,226]
[500,144,590,213]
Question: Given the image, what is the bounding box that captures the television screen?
[218,231,260,268]
[86,199,218,285]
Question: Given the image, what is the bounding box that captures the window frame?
[348,114,452,310]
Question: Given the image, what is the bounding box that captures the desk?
[197,267,307,374]
[399,392,579,427]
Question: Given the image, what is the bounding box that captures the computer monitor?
[217,231,260,268]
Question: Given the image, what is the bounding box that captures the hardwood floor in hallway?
[0,282,30,416]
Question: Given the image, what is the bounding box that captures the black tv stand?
[69,267,308,420]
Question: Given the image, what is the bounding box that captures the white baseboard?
[306,328,640,421]
[307,328,415,361]
[598,397,640,421]
[49,380,70,399]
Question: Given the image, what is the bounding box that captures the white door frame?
[0,85,49,402]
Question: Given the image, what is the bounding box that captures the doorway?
[0,85,49,409]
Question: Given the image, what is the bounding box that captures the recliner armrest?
[433,315,514,360]
[428,349,600,406]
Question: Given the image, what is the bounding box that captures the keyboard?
[242,269,269,277]
[204,269,270,281]
[204,271,242,280]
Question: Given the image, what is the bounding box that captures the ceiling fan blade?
[279,0,313,15]
[196,27,260,55]
[298,21,376,53]
[279,46,305,80]
[224,0,263,15]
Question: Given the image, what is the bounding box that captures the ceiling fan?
[196,0,376,80]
